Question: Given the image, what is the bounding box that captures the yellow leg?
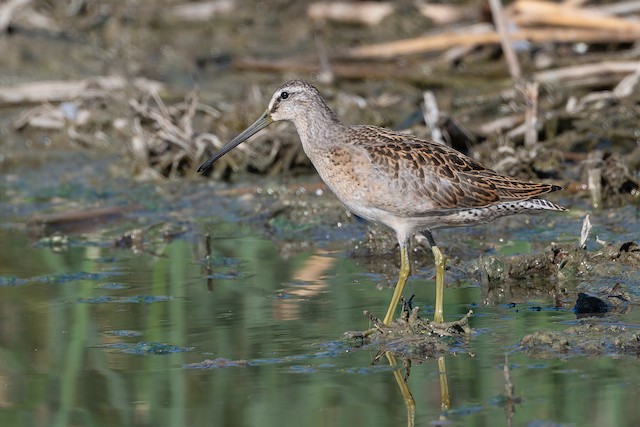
[383,244,410,325]
[431,244,446,323]
[424,231,445,323]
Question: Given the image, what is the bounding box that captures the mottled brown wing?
[463,169,562,202]
[349,126,559,214]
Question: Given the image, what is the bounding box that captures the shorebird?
[198,80,565,325]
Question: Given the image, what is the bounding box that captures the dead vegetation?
[128,90,222,179]
[0,0,639,207]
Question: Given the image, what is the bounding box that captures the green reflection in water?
[0,227,639,426]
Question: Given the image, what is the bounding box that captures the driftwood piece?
[13,102,91,131]
[511,0,640,32]
[343,25,640,59]
[308,1,394,26]
[535,61,640,85]
[29,206,136,227]
[231,56,424,80]
[169,0,234,22]
[0,0,31,32]
[415,1,475,25]
[0,76,165,106]
[593,1,640,16]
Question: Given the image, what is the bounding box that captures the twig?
[580,214,592,250]
[415,1,473,25]
[488,0,521,80]
[535,61,640,85]
[428,310,474,336]
[169,0,234,22]
[587,151,603,208]
[519,81,539,147]
[479,114,523,136]
[613,62,640,98]
[0,0,31,32]
[503,355,517,427]
[422,91,445,145]
[314,31,334,84]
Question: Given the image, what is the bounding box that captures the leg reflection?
[382,352,452,426]
[437,356,450,420]
[385,352,415,427]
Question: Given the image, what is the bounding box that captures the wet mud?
[520,322,640,358]
[344,304,473,360]
[482,240,640,357]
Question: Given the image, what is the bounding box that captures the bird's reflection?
[201,233,335,319]
[273,249,335,321]
[377,352,451,427]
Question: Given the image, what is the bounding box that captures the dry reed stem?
[488,0,521,80]
[344,26,640,59]
[0,76,164,106]
[511,0,640,32]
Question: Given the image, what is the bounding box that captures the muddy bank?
[481,239,640,300]
[338,237,640,359]
[521,322,640,358]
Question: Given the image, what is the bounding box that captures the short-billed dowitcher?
[198,80,565,325]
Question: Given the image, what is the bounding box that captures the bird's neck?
[290,103,344,158]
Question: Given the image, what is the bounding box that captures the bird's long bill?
[197,111,273,173]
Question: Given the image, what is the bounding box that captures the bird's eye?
[280,91,289,100]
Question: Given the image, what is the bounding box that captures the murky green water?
[1,202,640,427]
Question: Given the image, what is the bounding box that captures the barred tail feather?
[520,198,567,212]
[415,197,566,229]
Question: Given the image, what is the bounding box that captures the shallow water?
[1,188,640,427]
